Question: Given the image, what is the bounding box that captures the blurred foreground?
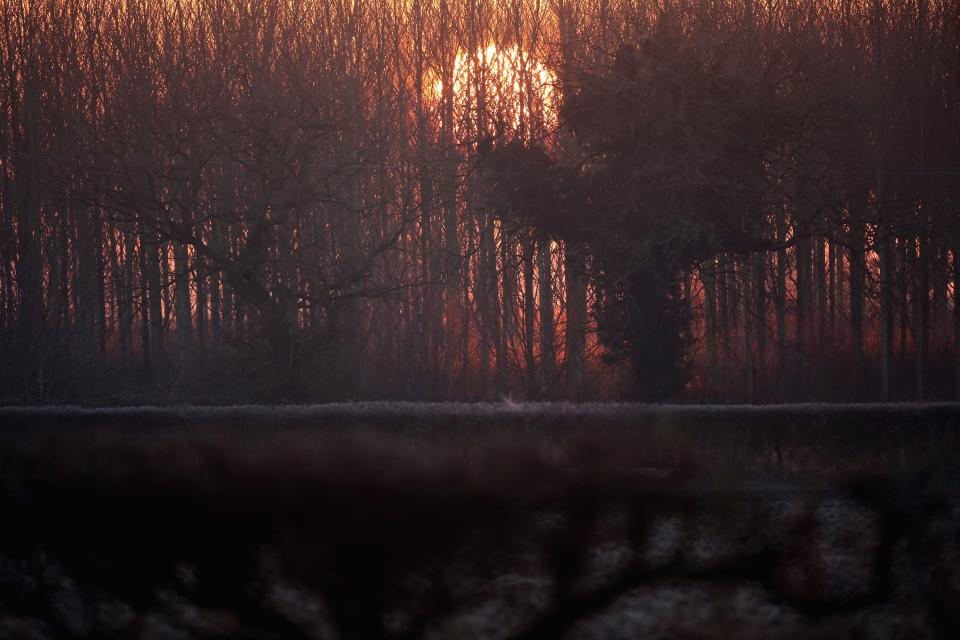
[1,404,959,639]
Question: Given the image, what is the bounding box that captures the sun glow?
[433,44,558,142]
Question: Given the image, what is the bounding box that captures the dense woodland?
[1,0,959,403]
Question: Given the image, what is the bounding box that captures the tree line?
[1,0,958,403]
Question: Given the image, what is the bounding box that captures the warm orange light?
[433,44,557,142]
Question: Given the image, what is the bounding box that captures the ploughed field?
[1,404,959,639]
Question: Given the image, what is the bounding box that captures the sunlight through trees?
[0,0,958,403]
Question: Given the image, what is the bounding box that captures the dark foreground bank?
[1,404,959,639]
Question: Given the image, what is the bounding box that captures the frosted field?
[0,404,959,638]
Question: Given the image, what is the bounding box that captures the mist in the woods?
[4,2,960,638]
[2,0,958,404]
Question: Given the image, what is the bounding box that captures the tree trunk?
[743,259,755,403]
[478,216,502,397]
[954,237,960,400]
[174,240,192,372]
[702,259,719,393]
[717,254,729,390]
[523,233,537,397]
[14,77,44,397]
[753,251,766,395]
[816,235,827,349]
[828,237,836,345]
[564,242,587,399]
[121,230,134,360]
[196,259,207,343]
[207,222,220,338]
[836,240,846,346]
[440,30,460,394]
[538,239,555,398]
[899,237,909,365]
[413,1,435,391]
[849,213,865,377]
[775,211,788,398]
[795,238,808,359]
[501,230,517,395]
[879,229,894,400]
[917,229,930,400]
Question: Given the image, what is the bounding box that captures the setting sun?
[433,44,557,141]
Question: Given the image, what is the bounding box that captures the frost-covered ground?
[1,404,959,638]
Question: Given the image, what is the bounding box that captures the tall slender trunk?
[501,229,517,392]
[795,237,809,359]
[209,222,223,338]
[76,207,101,365]
[523,233,537,397]
[816,235,827,348]
[753,251,766,394]
[954,237,960,400]
[174,240,191,372]
[836,241,846,346]
[703,258,719,393]
[899,237,909,364]
[717,254,729,390]
[161,242,173,347]
[849,211,865,385]
[121,229,135,363]
[95,218,107,359]
[221,225,234,338]
[414,15,436,391]
[440,26,460,393]
[564,242,587,399]
[917,229,930,400]
[474,229,490,397]
[538,239,555,398]
[480,216,502,396]
[489,220,505,395]
[14,75,44,397]
[743,258,755,402]
[196,262,207,343]
[775,212,788,399]
[828,237,836,346]
[110,227,126,363]
[138,235,152,379]
[340,144,364,396]
[879,229,894,400]
[143,225,164,371]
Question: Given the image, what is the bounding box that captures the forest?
[1,0,959,404]
[3,2,960,637]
